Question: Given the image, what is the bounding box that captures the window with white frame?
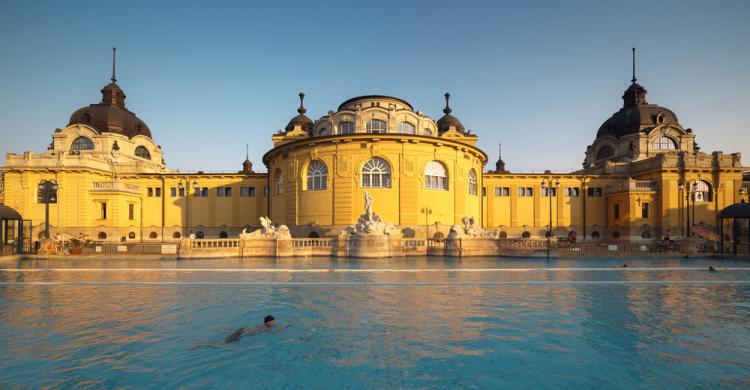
[423,128,433,136]
[653,136,677,150]
[366,120,388,134]
[135,146,151,160]
[274,170,283,194]
[425,161,448,190]
[467,169,477,195]
[71,136,94,151]
[306,160,328,190]
[361,158,391,188]
[397,122,415,134]
[339,121,354,134]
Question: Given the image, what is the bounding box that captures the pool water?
[1,257,749,388]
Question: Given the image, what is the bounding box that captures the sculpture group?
[343,191,400,236]
[239,216,291,240]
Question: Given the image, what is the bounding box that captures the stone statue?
[343,191,400,236]
[449,216,498,239]
[240,217,291,239]
[364,191,373,222]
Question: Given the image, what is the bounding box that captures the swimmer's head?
[264,315,275,326]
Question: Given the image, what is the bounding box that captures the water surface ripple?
[0,257,749,389]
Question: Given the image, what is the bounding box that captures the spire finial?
[111,47,117,82]
[297,92,306,114]
[245,144,249,160]
[499,142,502,158]
[443,92,452,114]
[631,47,636,84]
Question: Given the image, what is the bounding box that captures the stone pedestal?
[347,234,393,258]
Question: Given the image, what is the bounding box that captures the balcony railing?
[606,179,658,194]
[91,181,142,195]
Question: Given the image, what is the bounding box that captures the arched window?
[693,180,713,202]
[196,231,205,239]
[309,231,320,238]
[317,127,330,137]
[521,231,531,239]
[71,136,94,151]
[425,161,448,190]
[498,231,508,238]
[135,146,151,160]
[591,231,600,239]
[219,231,228,238]
[274,170,283,194]
[423,129,433,136]
[366,120,388,134]
[128,232,136,239]
[98,232,107,240]
[306,160,328,190]
[467,169,477,195]
[653,136,677,150]
[339,121,354,134]
[173,231,181,239]
[596,145,614,160]
[361,158,391,188]
[397,122,415,134]
[641,231,651,239]
[612,231,621,239]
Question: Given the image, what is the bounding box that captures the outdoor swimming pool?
[1,256,749,388]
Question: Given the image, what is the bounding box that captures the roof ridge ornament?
[631,47,637,84]
[298,92,307,114]
[443,92,452,114]
[112,47,117,83]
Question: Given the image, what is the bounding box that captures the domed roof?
[67,49,152,139]
[597,51,680,139]
[436,92,465,133]
[285,92,313,133]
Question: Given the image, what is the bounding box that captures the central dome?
[596,82,679,138]
[68,81,152,139]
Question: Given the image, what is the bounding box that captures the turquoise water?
[1,257,749,389]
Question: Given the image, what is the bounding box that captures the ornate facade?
[1,53,748,244]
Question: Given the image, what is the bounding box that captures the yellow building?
[1,57,748,245]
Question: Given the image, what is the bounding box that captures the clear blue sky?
[1,0,748,172]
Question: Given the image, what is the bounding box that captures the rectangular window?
[481,187,486,197]
[147,188,153,197]
[263,187,269,197]
[225,187,232,197]
[614,203,620,219]
[240,187,256,197]
[155,188,161,197]
[217,187,224,197]
[565,187,580,197]
[171,187,177,197]
[518,187,533,197]
[129,204,134,220]
[202,187,208,197]
[542,188,557,197]
[100,202,107,220]
[178,187,185,197]
[642,203,649,219]
[587,187,602,197]
[194,187,201,197]
[495,187,501,196]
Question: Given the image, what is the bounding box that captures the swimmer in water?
[225,315,278,343]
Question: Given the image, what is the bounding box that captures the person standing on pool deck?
[225,315,278,343]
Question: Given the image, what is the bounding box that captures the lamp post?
[37,179,58,239]
[178,177,199,237]
[541,176,560,258]
[691,181,698,230]
[421,207,433,240]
